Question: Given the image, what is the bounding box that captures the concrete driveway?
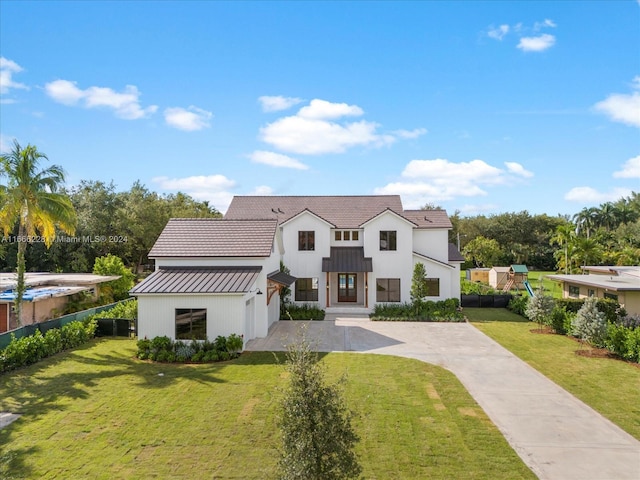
[246,317,640,480]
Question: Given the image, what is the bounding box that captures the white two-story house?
[131,195,463,344]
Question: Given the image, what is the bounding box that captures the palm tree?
[573,207,598,238]
[550,223,576,274]
[0,141,76,327]
[573,237,602,269]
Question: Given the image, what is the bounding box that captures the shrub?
[135,333,245,363]
[605,323,640,363]
[226,334,244,354]
[174,341,195,361]
[0,319,96,374]
[525,290,554,330]
[507,295,528,317]
[136,338,152,360]
[282,303,326,320]
[549,306,570,335]
[571,297,608,347]
[371,298,463,322]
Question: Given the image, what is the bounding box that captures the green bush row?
[460,279,503,295]
[0,318,97,374]
[136,334,244,363]
[510,295,639,363]
[93,299,138,320]
[371,298,464,322]
[281,303,325,320]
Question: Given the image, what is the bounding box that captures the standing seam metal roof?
[130,267,262,294]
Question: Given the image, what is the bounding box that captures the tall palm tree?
[550,223,576,274]
[0,141,76,327]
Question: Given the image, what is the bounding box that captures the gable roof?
[448,243,465,262]
[402,210,453,229]
[148,218,278,258]
[130,266,261,294]
[225,195,405,229]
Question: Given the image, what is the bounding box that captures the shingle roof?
[130,266,262,294]
[402,210,453,229]
[225,195,405,229]
[148,218,277,258]
[448,243,465,262]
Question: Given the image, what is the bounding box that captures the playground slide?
[523,280,534,297]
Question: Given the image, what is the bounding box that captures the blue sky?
[1,1,639,217]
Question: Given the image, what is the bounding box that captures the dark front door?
[338,273,357,302]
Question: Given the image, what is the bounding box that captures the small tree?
[278,326,361,480]
[571,296,607,348]
[410,262,428,304]
[93,254,134,301]
[525,288,554,332]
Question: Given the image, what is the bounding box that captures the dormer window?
[335,230,360,242]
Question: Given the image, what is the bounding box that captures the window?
[351,231,359,241]
[343,231,351,241]
[335,231,342,241]
[376,278,400,302]
[380,231,397,251]
[298,231,315,251]
[568,285,580,298]
[176,308,207,340]
[588,289,596,297]
[295,277,319,301]
[604,292,618,302]
[425,278,440,296]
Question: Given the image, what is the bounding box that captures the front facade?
[547,266,640,315]
[132,195,463,344]
[225,195,463,311]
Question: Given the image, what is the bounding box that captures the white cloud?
[564,186,633,203]
[392,128,428,139]
[613,155,640,178]
[517,34,556,52]
[534,19,557,30]
[505,161,534,178]
[152,174,236,212]
[632,76,640,89]
[458,203,500,215]
[374,158,532,208]
[164,106,212,131]
[488,24,509,40]
[260,113,390,155]
[0,134,14,153]
[258,98,420,155]
[248,150,309,170]
[259,95,303,112]
[594,91,640,128]
[297,99,364,120]
[0,57,28,96]
[249,185,275,196]
[45,79,158,119]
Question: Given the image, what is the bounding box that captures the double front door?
[338,273,357,302]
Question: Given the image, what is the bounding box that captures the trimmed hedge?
[281,303,325,320]
[371,298,464,322]
[0,318,97,374]
[136,334,244,363]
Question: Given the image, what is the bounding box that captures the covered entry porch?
[322,247,373,309]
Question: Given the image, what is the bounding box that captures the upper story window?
[298,231,315,251]
[335,230,360,242]
[379,231,397,251]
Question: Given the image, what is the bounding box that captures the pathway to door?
[246,317,640,480]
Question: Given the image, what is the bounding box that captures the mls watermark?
[1,235,128,244]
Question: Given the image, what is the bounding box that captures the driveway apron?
[245,318,640,480]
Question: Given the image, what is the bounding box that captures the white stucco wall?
[413,229,450,263]
[136,293,263,341]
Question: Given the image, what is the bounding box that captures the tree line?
[450,192,640,271]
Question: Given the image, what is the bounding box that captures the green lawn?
[0,339,535,479]
[466,308,640,439]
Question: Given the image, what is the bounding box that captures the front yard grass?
[0,338,535,479]
[466,307,640,440]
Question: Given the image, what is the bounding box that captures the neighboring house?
[547,266,640,315]
[132,195,463,344]
[0,273,120,332]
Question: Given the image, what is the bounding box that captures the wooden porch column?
[326,272,330,308]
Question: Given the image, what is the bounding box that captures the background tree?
[462,236,501,267]
[279,326,361,480]
[92,254,135,302]
[0,141,76,326]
